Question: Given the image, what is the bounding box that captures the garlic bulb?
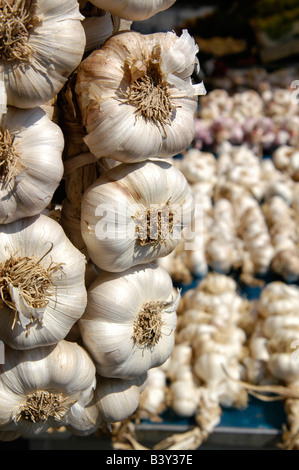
[205,198,238,273]
[79,264,179,379]
[0,106,64,224]
[88,0,176,21]
[0,214,87,350]
[76,29,206,163]
[95,374,147,425]
[81,160,194,272]
[138,367,166,419]
[1,0,86,110]
[0,340,96,439]
[82,11,114,53]
[263,196,299,282]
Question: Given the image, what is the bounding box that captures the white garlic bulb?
[76,29,206,163]
[1,0,86,110]
[138,367,166,417]
[82,11,114,53]
[79,264,179,379]
[88,0,176,21]
[0,214,87,350]
[180,149,217,185]
[0,106,64,224]
[95,374,147,425]
[0,340,96,439]
[81,160,194,272]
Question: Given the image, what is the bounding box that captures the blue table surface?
[155,396,287,430]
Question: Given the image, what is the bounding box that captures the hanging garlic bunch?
[263,196,299,282]
[0,340,97,440]
[0,106,64,224]
[75,29,206,163]
[0,0,86,111]
[0,214,87,350]
[79,264,179,379]
[87,0,176,21]
[81,159,194,272]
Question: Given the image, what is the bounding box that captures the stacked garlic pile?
[243,282,299,449]
[134,272,254,449]
[194,85,299,155]
[159,143,299,286]
[0,0,208,441]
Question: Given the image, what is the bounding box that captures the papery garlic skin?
[76,30,206,163]
[79,264,179,379]
[0,341,96,439]
[81,160,194,272]
[82,12,114,53]
[88,0,176,21]
[2,0,86,109]
[0,214,87,350]
[0,106,64,224]
[95,374,147,424]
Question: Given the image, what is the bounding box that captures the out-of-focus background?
[133,0,299,88]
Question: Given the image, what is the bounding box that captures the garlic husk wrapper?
[88,0,176,20]
[81,160,194,272]
[0,214,87,350]
[79,264,179,379]
[0,106,64,224]
[95,374,147,424]
[2,0,86,109]
[82,12,114,53]
[0,340,96,438]
[76,29,206,163]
